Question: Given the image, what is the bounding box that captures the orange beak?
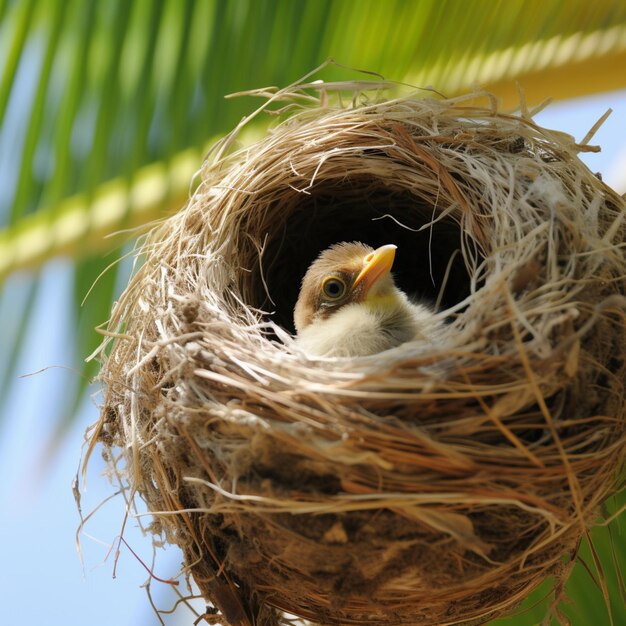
[352,244,397,293]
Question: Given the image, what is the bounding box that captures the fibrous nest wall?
[90,84,626,626]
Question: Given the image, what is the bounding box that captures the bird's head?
[294,242,399,332]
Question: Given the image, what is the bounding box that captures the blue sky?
[0,88,625,626]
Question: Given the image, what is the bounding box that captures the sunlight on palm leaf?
[0,1,624,624]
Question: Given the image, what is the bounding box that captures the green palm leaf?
[0,1,624,624]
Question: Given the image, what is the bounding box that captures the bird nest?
[89,81,626,626]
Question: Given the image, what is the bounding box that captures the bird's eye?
[322,277,346,300]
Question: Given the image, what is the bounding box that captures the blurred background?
[0,1,625,625]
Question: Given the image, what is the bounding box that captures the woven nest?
[90,83,626,626]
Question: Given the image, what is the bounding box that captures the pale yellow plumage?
[294,242,439,357]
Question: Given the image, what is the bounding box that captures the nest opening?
[254,176,475,332]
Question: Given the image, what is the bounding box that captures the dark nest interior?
[259,180,475,331]
[87,85,626,626]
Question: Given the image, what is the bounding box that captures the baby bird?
[293,242,438,357]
